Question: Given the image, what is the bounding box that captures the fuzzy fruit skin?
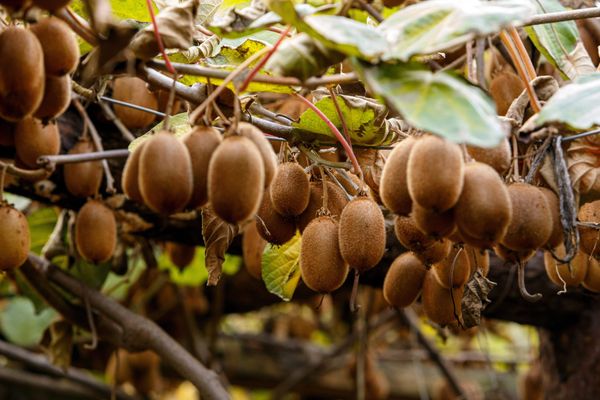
[242,222,266,280]
[0,27,45,121]
[466,139,511,175]
[407,135,464,212]
[0,204,30,270]
[64,140,103,198]
[493,244,535,263]
[183,126,222,209]
[112,77,157,130]
[380,136,416,216]
[14,119,60,168]
[489,71,524,116]
[237,122,277,187]
[454,162,511,246]
[578,200,600,257]
[382,252,426,308]
[583,257,600,292]
[422,271,462,326]
[166,242,195,269]
[539,187,563,249]
[394,215,434,252]
[121,142,146,203]
[255,191,296,245]
[501,183,552,252]
[34,74,71,120]
[270,162,310,217]
[338,197,386,272]
[300,216,349,293]
[415,239,451,265]
[544,244,588,287]
[412,204,455,239]
[139,132,193,215]
[432,246,470,289]
[297,180,348,232]
[75,200,116,263]
[208,135,264,223]
[465,246,489,277]
[30,17,79,75]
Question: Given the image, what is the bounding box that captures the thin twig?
[523,6,600,27]
[55,7,99,46]
[99,96,166,118]
[0,160,53,181]
[97,100,136,142]
[37,149,130,168]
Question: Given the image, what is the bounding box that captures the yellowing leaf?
[201,206,241,285]
[262,232,301,301]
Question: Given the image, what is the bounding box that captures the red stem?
[146,0,176,75]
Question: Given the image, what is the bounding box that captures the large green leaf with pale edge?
[71,0,157,23]
[378,0,534,61]
[262,232,301,301]
[0,297,57,347]
[525,0,594,80]
[27,207,58,255]
[129,112,191,151]
[535,73,600,129]
[354,61,505,147]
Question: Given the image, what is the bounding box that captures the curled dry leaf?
[201,205,241,285]
[567,138,600,194]
[114,210,153,233]
[461,271,496,329]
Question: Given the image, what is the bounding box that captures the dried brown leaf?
[566,138,600,193]
[201,206,241,286]
[461,271,496,329]
[42,320,73,371]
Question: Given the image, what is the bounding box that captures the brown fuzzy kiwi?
[300,216,349,293]
[297,180,348,232]
[432,246,470,289]
[63,139,103,198]
[155,90,181,114]
[489,71,525,116]
[14,118,60,168]
[454,162,512,245]
[583,256,600,292]
[0,119,14,147]
[121,141,146,203]
[539,187,563,249]
[237,122,277,187]
[255,190,296,245]
[466,138,511,175]
[139,132,193,215]
[75,200,117,263]
[30,17,79,75]
[166,242,196,269]
[494,244,535,263]
[380,136,416,215]
[465,246,490,277]
[0,204,30,270]
[270,162,310,217]
[32,0,72,11]
[501,183,552,252]
[242,222,266,279]
[394,215,435,252]
[338,197,386,272]
[453,228,496,249]
[34,74,71,120]
[208,135,265,223]
[333,171,362,196]
[415,238,451,265]
[382,252,427,308]
[182,126,222,209]
[412,204,456,238]
[407,135,464,212]
[112,77,158,130]
[577,200,600,257]
[0,27,45,121]
[544,244,588,287]
[422,271,463,326]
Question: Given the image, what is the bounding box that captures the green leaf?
[535,73,600,129]
[27,207,58,255]
[70,0,157,22]
[129,112,191,151]
[378,0,534,61]
[0,297,57,347]
[70,259,112,290]
[524,0,594,80]
[261,232,301,301]
[354,61,505,147]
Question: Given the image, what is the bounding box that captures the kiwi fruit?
[466,138,511,175]
[30,17,79,76]
[583,256,600,292]
[155,89,181,114]
[544,244,588,287]
[494,244,535,263]
[394,215,435,252]
[0,204,30,270]
[270,162,310,217]
[121,141,146,204]
[139,132,193,215]
[242,222,266,280]
[208,135,264,223]
[63,139,103,198]
[412,204,456,238]
[255,190,296,245]
[380,136,416,215]
[422,271,463,326]
[34,74,71,120]
[407,135,464,212]
[32,0,72,11]
[0,119,15,146]
[0,27,45,121]
[182,126,222,209]
[333,171,362,196]
[14,119,60,168]
[578,200,600,257]
[75,200,117,263]
[501,183,552,252]
[237,122,277,187]
[112,77,158,130]
[300,216,349,293]
[539,187,563,249]
[453,228,496,250]
[415,238,452,265]
[338,197,386,272]
[465,246,490,277]
[432,246,470,289]
[489,71,525,116]
[454,162,512,246]
[166,242,196,269]
[297,180,348,232]
[382,252,427,308]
